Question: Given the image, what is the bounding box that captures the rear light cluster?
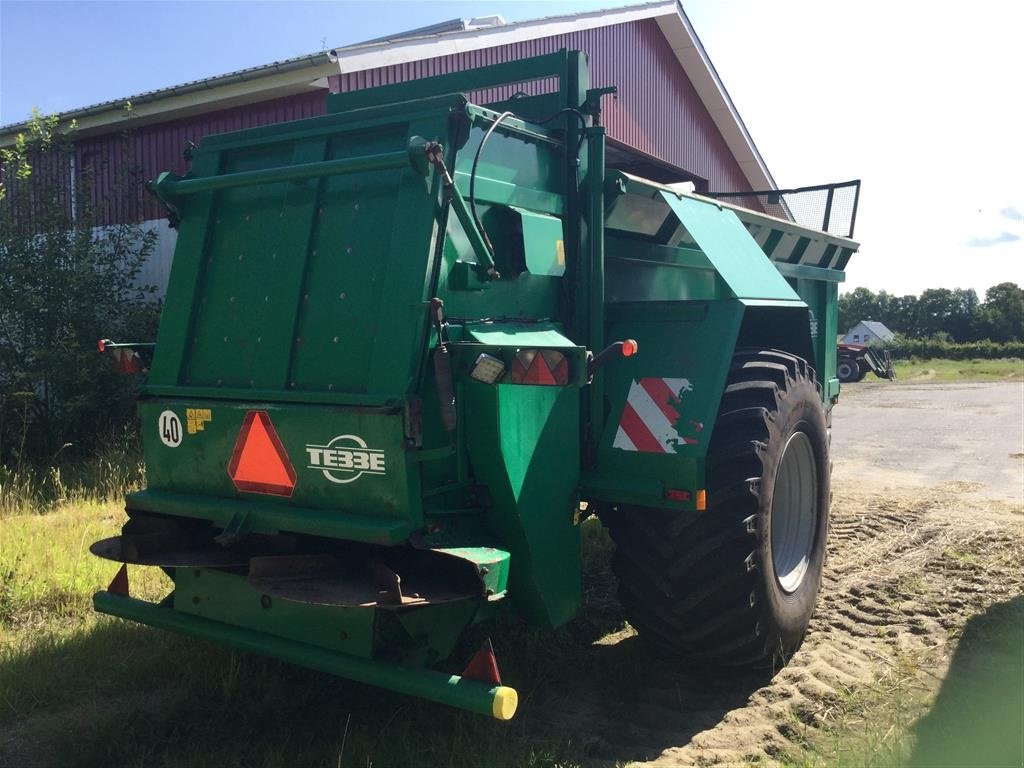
[470,349,569,386]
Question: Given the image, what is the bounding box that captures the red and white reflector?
[111,348,142,374]
[509,349,569,386]
[227,411,297,497]
[613,377,701,453]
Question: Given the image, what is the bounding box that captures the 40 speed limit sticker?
[305,434,386,484]
[158,410,183,447]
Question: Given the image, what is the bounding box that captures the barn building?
[0,0,779,293]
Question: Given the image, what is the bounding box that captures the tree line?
[838,283,1023,343]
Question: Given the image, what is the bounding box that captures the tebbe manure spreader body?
[93,51,860,720]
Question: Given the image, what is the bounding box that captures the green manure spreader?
[93,51,859,720]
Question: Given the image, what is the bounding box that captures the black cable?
[468,107,590,263]
[469,111,514,257]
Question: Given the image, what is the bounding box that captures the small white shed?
[843,320,895,345]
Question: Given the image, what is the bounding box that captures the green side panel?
[510,206,566,277]
[464,383,581,629]
[604,236,726,302]
[173,567,487,669]
[659,192,801,302]
[586,300,745,509]
[148,100,457,399]
[791,277,840,403]
[137,398,421,532]
[174,567,375,658]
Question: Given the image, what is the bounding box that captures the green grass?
[3,492,1017,767]
[888,357,1023,383]
[0,431,145,518]
[779,650,935,768]
[0,503,620,768]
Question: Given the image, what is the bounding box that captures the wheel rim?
[771,431,818,593]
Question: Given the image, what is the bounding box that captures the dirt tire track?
[561,479,1022,767]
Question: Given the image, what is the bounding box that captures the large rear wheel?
[604,349,830,666]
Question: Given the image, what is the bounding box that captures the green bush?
[0,109,160,471]
[884,335,1024,361]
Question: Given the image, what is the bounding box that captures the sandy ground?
[551,381,1024,766]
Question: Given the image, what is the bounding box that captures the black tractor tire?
[836,356,859,383]
[604,349,830,667]
[854,363,869,382]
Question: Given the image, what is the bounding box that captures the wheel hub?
[771,431,818,593]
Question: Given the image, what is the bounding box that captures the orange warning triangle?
[227,411,296,497]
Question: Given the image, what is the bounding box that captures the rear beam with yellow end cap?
[93,590,519,720]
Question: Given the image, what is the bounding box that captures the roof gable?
[0,2,775,190]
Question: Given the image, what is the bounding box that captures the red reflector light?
[622,339,638,357]
[97,338,108,353]
[461,638,502,686]
[509,349,569,386]
[666,488,691,503]
[227,411,297,497]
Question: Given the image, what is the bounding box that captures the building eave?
[0,55,336,145]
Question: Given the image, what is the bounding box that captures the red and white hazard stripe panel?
[613,377,698,453]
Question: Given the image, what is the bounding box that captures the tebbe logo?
[306,434,386,484]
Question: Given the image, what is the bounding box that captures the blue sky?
[1,0,1020,296]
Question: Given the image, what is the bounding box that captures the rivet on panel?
[238,254,244,261]
[339,292,346,300]
[353,203,360,211]
[257,337,262,343]
[346,247,352,254]
[229,296,235,303]
[264,296,269,302]
[223,336,228,342]
[312,250,317,257]
[217,379,223,386]
[333,336,339,343]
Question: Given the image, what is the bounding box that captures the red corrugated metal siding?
[72,18,755,225]
[75,90,327,224]
[330,19,751,193]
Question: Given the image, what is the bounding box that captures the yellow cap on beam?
[491,686,518,720]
